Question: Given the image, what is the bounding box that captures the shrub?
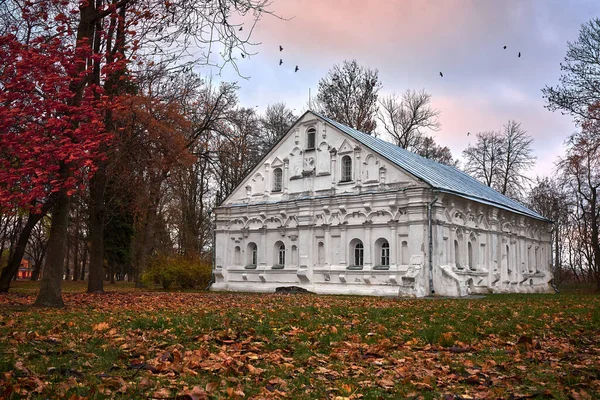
[142,254,212,290]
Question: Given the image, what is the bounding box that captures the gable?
[220,112,425,206]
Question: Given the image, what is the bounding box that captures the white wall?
[213,114,554,297]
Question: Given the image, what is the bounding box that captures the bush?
[141,254,212,290]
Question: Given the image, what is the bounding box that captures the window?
[273,168,282,192]
[341,155,352,182]
[354,242,364,267]
[278,244,286,265]
[468,241,473,270]
[380,242,390,266]
[307,127,316,149]
[246,243,258,268]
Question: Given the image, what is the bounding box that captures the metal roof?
[313,112,549,222]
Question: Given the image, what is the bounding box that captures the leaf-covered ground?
[1,283,599,399]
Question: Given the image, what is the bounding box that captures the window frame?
[278,244,286,266]
[251,244,258,266]
[306,127,316,150]
[341,155,352,182]
[272,167,283,192]
[380,241,390,266]
[354,242,364,267]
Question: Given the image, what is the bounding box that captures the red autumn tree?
[0,0,123,305]
[0,12,110,297]
[0,35,108,211]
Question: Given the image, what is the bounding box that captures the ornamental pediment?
[338,139,354,154]
[271,157,284,167]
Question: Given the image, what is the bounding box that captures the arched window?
[278,244,286,266]
[380,242,390,266]
[272,168,283,192]
[468,241,473,270]
[401,241,409,265]
[354,242,364,267]
[307,127,316,149]
[341,155,352,182]
[246,243,258,268]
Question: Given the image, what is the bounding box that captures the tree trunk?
[134,177,161,287]
[72,199,80,281]
[554,223,560,283]
[30,247,45,281]
[87,165,107,293]
[0,210,46,292]
[64,226,71,281]
[80,244,88,281]
[34,191,70,308]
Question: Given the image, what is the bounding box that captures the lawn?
[0,282,599,399]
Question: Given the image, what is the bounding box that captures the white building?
[211,111,553,297]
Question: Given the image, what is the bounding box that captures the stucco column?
[354,149,362,185]
[330,150,337,188]
[283,158,289,194]
[324,224,331,266]
[512,238,519,283]
[260,227,267,266]
[364,221,372,267]
[390,223,397,267]
[340,225,347,266]
[463,230,469,269]
[264,163,271,195]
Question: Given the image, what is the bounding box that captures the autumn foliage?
[0,287,599,399]
[0,33,109,212]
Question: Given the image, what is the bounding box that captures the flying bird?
[279,59,283,65]
[241,53,245,58]
[467,132,471,136]
[503,45,507,49]
[295,65,299,72]
[439,71,443,77]
[518,52,521,58]
[279,45,283,51]
[239,26,243,31]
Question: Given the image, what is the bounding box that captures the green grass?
[0,282,599,399]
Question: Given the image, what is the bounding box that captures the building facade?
[211,112,553,297]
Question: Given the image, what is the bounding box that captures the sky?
[211,0,600,179]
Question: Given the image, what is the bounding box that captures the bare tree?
[377,89,440,149]
[463,121,535,198]
[497,121,536,198]
[528,176,569,284]
[558,106,600,291]
[315,60,381,134]
[543,18,600,123]
[463,131,505,188]
[259,103,297,154]
[413,135,458,167]
[214,107,263,201]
